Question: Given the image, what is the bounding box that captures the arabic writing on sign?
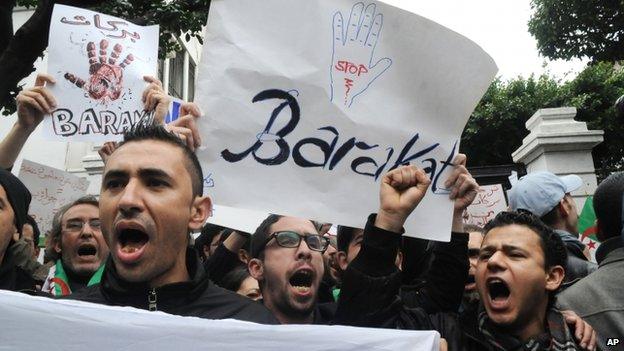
[61,14,141,42]
[18,160,91,234]
[463,184,508,227]
[21,165,89,193]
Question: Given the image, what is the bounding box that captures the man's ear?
[557,198,570,218]
[545,265,565,292]
[189,196,212,231]
[248,258,264,281]
[560,195,577,218]
[336,251,349,271]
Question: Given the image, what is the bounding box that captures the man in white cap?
[508,171,597,285]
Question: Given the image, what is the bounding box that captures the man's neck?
[148,254,190,288]
[264,299,314,324]
[514,308,547,342]
[274,310,314,325]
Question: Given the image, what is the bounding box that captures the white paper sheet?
[17,160,90,233]
[43,4,159,142]
[196,0,497,241]
[0,290,439,351]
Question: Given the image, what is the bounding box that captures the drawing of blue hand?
[330,2,392,108]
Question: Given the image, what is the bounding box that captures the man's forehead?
[271,216,317,234]
[63,203,99,220]
[106,140,185,171]
[482,224,541,250]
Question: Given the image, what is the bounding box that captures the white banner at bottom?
[0,290,439,350]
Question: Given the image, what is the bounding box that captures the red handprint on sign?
[64,39,134,102]
[330,2,392,107]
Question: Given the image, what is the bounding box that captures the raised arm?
[0,74,56,169]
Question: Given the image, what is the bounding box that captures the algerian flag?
[578,196,600,263]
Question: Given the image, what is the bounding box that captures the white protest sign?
[196,0,497,241]
[43,4,159,142]
[0,290,439,351]
[463,184,508,227]
[18,160,90,233]
[208,205,269,235]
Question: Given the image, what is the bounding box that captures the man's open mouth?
[77,243,97,257]
[118,228,149,253]
[289,269,314,294]
[487,278,511,303]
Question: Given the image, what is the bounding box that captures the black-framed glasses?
[63,219,101,233]
[265,231,329,252]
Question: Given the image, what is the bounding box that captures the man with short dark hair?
[194,223,225,262]
[508,171,596,284]
[69,123,276,323]
[41,196,108,296]
[333,164,592,349]
[0,168,36,291]
[248,214,332,324]
[462,211,579,350]
[557,172,624,346]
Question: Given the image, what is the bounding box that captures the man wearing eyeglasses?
[41,196,109,296]
[249,215,331,324]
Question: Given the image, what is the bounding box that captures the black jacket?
[67,249,278,324]
[0,248,37,292]
[400,232,469,313]
[204,243,245,286]
[333,214,464,348]
[554,230,597,287]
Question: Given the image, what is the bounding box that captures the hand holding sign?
[166,102,202,151]
[443,154,479,212]
[16,74,57,131]
[376,165,431,233]
[331,2,392,107]
[142,76,170,123]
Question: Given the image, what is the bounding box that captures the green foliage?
[15,0,38,8]
[528,0,624,62]
[91,0,210,59]
[564,63,624,177]
[461,75,567,166]
[462,62,624,175]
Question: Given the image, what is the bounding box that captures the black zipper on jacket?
[148,288,157,311]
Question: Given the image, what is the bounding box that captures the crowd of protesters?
[0,70,622,351]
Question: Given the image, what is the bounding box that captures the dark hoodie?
[68,249,278,324]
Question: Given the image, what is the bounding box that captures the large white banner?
[0,290,439,351]
[196,0,497,241]
[43,5,159,142]
[18,160,90,233]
